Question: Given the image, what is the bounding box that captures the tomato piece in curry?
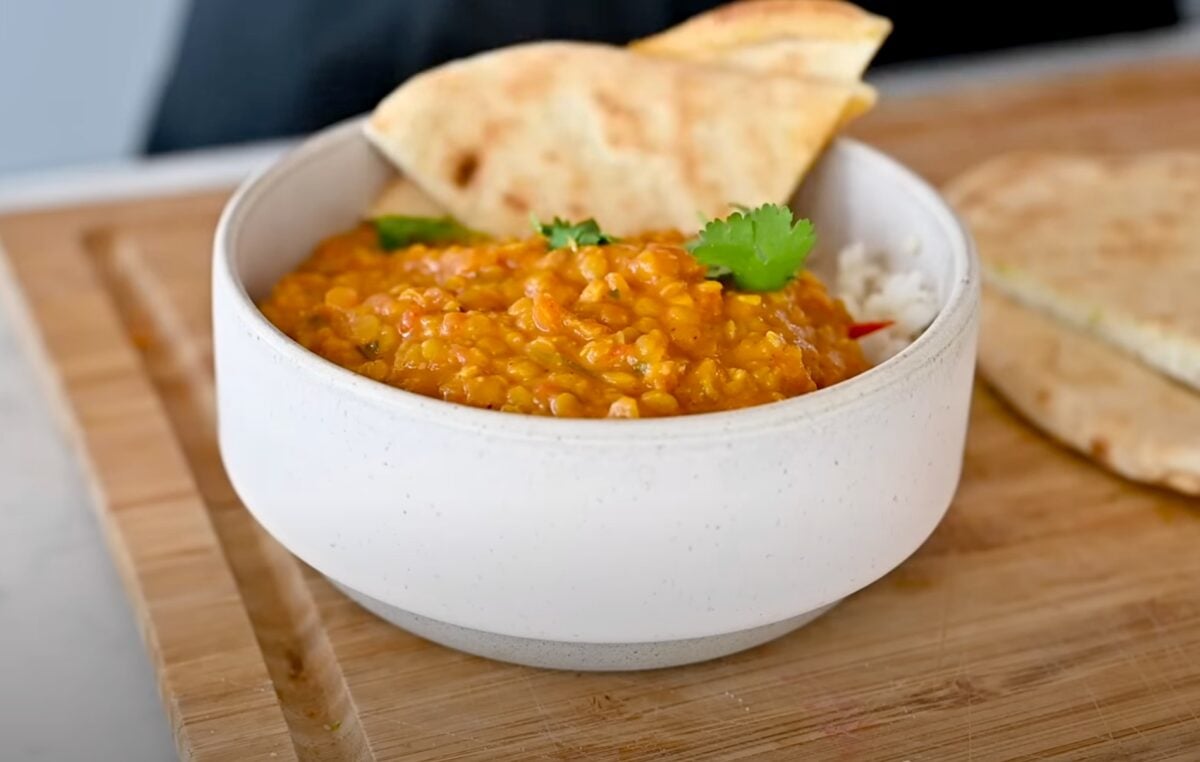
[260,225,869,418]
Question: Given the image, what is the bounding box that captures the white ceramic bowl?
[214,118,979,670]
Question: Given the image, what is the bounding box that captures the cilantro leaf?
[687,203,816,291]
[373,215,478,251]
[533,216,617,250]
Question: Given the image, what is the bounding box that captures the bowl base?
[330,581,839,671]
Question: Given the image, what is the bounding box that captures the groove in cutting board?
[88,223,374,761]
[0,198,298,761]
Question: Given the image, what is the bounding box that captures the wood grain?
[852,56,1200,185]
[2,57,1200,761]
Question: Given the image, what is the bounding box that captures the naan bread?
[949,152,1200,392]
[366,42,860,237]
[631,0,888,120]
[367,2,886,224]
[979,290,1200,496]
[368,175,443,218]
[632,0,889,80]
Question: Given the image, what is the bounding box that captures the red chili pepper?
[847,320,895,339]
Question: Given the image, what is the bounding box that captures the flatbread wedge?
[948,152,1200,393]
[979,290,1200,496]
[366,42,861,237]
[631,0,890,120]
[370,2,888,221]
[368,173,444,218]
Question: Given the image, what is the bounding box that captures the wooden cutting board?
[3,58,1200,761]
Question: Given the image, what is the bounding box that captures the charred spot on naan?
[453,152,480,188]
[501,192,529,213]
[594,89,647,149]
[1089,437,1112,464]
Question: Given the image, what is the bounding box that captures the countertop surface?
[1,25,1197,760]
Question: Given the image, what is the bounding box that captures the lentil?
[260,224,869,418]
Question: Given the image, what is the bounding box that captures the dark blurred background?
[0,1,1190,174]
[145,0,1183,153]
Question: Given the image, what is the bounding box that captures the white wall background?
[0,0,187,174]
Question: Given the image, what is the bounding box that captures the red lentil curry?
[261,211,873,419]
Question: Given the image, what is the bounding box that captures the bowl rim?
[214,116,979,443]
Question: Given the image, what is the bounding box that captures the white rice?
[835,239,938,364]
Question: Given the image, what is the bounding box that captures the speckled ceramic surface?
[332,581,839,670]
[213,117,978,670]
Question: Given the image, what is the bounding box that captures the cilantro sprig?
[687,203,816,292]
[373,215,479,251]
[533,216,617,251]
